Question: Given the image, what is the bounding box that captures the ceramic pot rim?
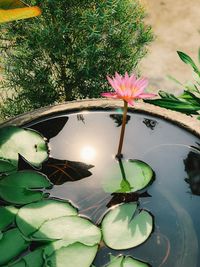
[1,99,200,138]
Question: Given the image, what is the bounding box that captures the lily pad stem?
[116,100,128,159]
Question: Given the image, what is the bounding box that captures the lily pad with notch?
[0,126,48,169]
[101,203,153,250]
[0,171,52,204]
[102,159,154,194]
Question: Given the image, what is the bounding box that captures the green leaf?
[106,255,149,267]
[167,75,183,86]
[177,51,200,76]
[31,216,101,246]
[0,206,18,231]
[146,98,200,114]
[10,242,98,267]
[102,160,154,193]
[158,90,179,100]
[0,159,17,174]
[102,203,153,249]
[106,256,123,267]
[179,91,200,105]
[123,257,149,267]
[7,247,44,267]
[0,171,52,204]
[0,126,48,168]
[18,248,43,267]
[198,48,200,64]
[46,242,98,267]
[16,199,78,238]
[0,228,29,265]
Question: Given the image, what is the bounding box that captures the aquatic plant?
[101,72,156,158]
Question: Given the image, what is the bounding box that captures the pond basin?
[23,109,200,267]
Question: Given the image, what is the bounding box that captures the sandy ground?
[140,0,200,94]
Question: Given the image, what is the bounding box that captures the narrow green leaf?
[177,51,200,76]
[167,75,183,86]
[146,99,200,114]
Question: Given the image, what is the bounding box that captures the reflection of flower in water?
[184,145,200,195]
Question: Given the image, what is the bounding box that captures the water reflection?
[18,155,94,185]
[110,114,131,127]
[80,146,96,163]
[184,144,200,195]
[143,118,158,130]
[25,110,200,267]
[30,116,68,140]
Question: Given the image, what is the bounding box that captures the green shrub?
[0,0,153,119]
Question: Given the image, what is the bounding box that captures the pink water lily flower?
[101,72,156,106]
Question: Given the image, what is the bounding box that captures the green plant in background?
[146,50,200,120]
[0,0,153,119]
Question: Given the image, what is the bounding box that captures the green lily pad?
[0,171,52,204]
[16,199,78,238]
[32,216,101,246]
[9,242,98,267]
[101,203,153,249]
[46,242,98,267]
[107,255,149,267]
[6,246,44,267]
[0,206,18,231]
[102,160,154,193]
[0,159,17,174]
[0,126,48,168]
[124,256,149,267]
[106,255,123,267]
[0,228,29,265]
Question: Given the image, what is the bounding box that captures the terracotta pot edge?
[1,99,200,137]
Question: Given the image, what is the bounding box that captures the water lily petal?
[101,92,118,99]
[102,72,156,105]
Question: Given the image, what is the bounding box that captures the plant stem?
[116,100,128,158]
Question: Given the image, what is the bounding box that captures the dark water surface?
[26,110,200,267]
